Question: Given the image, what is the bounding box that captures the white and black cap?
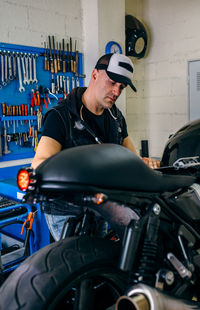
[95,53,136,92]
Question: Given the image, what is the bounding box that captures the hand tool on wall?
[44,88,51,104]
[73,40,79,75]
[56,75,60,93]
[70,37,73,73]
[32,89,38,106]
[59,75,63,93]
[4,51,8,84]
[63,76,67,98]
[15,105,19,127]
[1,51,6,86]
[62,39,66,73]
[3,126,10,154]
[24,104,28,124]
[66,43,70,72]
[12,105,16,133]
[33,54,38,83]
[39,86,48,111]
[24,54,29,84]
[67,76,70,94]
[8,51,14,80]
[21,53,28,85]
[74,51,79,75]
[51,74,55,94]
[2,102,6,118]
[57,42,61,72]
[21,103,25,125]
[48,36,54,74]
[36,86,40,106]
[72,76,75,89]
[13,52,17,79]
[16,53,25,92]
[1,102,8,129]
[18,105,22,125]
[28,53,33,84]
[34,129,38,152]
[44,42,48,71]
[37,110,42,131]
[5,105,10,128]
[76,76,80,87]
[52,36,58,74]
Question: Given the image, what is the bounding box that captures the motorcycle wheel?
[0,236,127,310]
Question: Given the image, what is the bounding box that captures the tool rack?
[0,41,84,162]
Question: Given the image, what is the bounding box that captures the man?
[32,53,159,169]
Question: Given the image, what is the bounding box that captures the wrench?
[76,76,80,87]
[21,53,28,84]
[4,51,8,83]
[1,52,6,86]
[72,76,76,89]
[28,53,33,83]
[8,51,14,80]
[32,54,38,83]
[25,54,29,84]
[13,52,17,79]
[67,76,70,94]
[17,53,25,92]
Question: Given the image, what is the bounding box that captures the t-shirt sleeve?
[42,110,66,146]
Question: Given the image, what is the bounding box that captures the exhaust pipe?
[115,284,200,310]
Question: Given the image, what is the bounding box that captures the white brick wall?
[0,0,83,49]
[125,0,200,158]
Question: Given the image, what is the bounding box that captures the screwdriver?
[2,102,6,117]
[62,39,66,73]
[21,104,25,125]
[25,104,28,124]
[34,129,38,152]
[18,105,22,125]
[12,105,16,133]
[44,42,48,71]
[1,102,6,128]
[15,105,19,127]
[6,105,10,128]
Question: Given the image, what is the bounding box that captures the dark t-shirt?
[42,105,128,146]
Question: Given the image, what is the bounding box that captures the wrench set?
[0,40,84,159]
[0,50,39,92]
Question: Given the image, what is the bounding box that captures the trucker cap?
[95,53,136,92]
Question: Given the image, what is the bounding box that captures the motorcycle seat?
[36,144,196,193]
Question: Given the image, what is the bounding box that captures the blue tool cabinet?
[0,40,84,279]
[0,41,84,161]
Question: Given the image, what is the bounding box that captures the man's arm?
[122,136,139,156]
[122,136,160,169]
[31,136,62,169]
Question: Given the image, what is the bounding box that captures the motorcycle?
[1,119,200,310]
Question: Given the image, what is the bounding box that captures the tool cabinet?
[0,41,84,162]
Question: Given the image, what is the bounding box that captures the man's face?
[94,70,126,109]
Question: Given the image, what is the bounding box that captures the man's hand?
[142,157,160,169]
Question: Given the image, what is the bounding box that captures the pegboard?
[0,41,84,162]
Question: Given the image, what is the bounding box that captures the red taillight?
[17,168,30,191]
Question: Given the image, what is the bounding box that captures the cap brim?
[106,70,137,92]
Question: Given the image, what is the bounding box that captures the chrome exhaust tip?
[115,293,149,310]
[115,284,200,310]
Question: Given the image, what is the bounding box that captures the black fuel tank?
[161,118,200,166]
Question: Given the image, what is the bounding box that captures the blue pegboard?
[0,41,84,161]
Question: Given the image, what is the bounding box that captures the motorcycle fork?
[118,203,161,274]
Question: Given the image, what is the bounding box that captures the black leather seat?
[36,144,196,193]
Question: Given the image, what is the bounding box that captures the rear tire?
[0,236,127,310]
